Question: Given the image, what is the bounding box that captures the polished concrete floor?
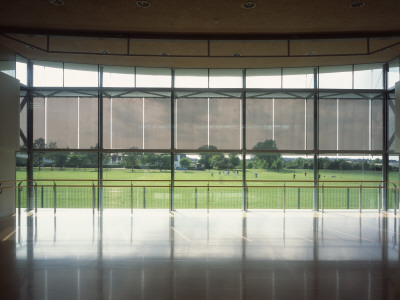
[0,209,399,300]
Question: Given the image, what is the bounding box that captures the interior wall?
[0,151,16,217]
[0,71,19,217]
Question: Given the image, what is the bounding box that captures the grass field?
[15,167,398,210]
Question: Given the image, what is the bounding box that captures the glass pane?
[175,98,208,149]
[16,152,28,181]
[274,99,306,150]
[247,154,314,209]
[64,63,98,87]
[318,154,382,209]
[174,153,242,209]
[246,98,273,150]
[104,97,170,149]
[33,97,98,149]
[209,69,243,88]
[136,67,171,88]
[319,99,337,150]
[319,65,352,89]
[20,97,27,148]
[33,60,63,87]
[371,100,383,150]
[338,99,369,150]
[282,67,314,89]
[306,99,314,150]
[175,69,208,88]
[103,152,170,209]
[246,68,281,88]
[209,98,241,149]
[103,98,143,149]
[389,154,399,184]
[388,98,395,151]
[33,97,46,148]
[32,151,98,208]
[144,98,171,149]
[354,63,383,89]
[102,65,135,87]
[16,55,27,85]
[78,98,98,149]
[388,57,400,89]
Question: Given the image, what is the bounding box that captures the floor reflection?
[0,210,399,299]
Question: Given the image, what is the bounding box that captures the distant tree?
[33,138,46,170]
[139,153,158,170]
[271,157,284,172]
[157,154,171,171]
[210,154,229,170]
[179,157,191,171]
[252,140,281,170]
[121,148,141,171]
[228,154,240,169]
[66,153,84,171]
[198,145,218,170]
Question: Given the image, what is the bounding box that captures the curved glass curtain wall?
[14,58,399,210]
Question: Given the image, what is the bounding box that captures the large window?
[33,92,98,149]
[103,91,171,150]
[246,93,313,150]
[16,59,396,210]
[175,92,241,150]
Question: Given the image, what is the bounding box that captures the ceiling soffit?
[1,34,400,68]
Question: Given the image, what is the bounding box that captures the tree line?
[22,138,388,172]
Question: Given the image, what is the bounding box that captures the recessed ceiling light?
[305,51,316,56]
[49,0,64,6]
[232,53,241,57]
[100,50,110,54]
[25,45,35,50]
[136,1,151,8]
[213,18,220,24]
[349,1,365,8]
[160,52,169,56]
[241,1,256,9]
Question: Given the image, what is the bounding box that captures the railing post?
[359,184,362,214]
[244,183,248,212]
[92,182,95,214]
[297,187,300,209]
[283,184,286,213]
[378,184,381,213]
[18,182,22,216]
[143,187,146,209]
[34,182,37,213]
[41,186,44,208]
[207,183,210,214]
[195,187,197,209]
[130,182,133,214]
[53,182,56,214]
[347,187,350,209]
[394,188,397,216]
[321,184,324,213]
[169,181,172,213]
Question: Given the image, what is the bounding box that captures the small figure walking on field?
[293,174,296,180]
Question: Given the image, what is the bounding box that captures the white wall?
[0,71,19,217]
[0,151,16,217]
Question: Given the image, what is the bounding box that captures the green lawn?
[15,167,397,210]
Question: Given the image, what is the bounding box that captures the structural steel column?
[382,63,388,211]
[170,69,175,211]
[98,66,104,211]
[313,67,319,211]
[27,60,34,211]
[242,70,247,211]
